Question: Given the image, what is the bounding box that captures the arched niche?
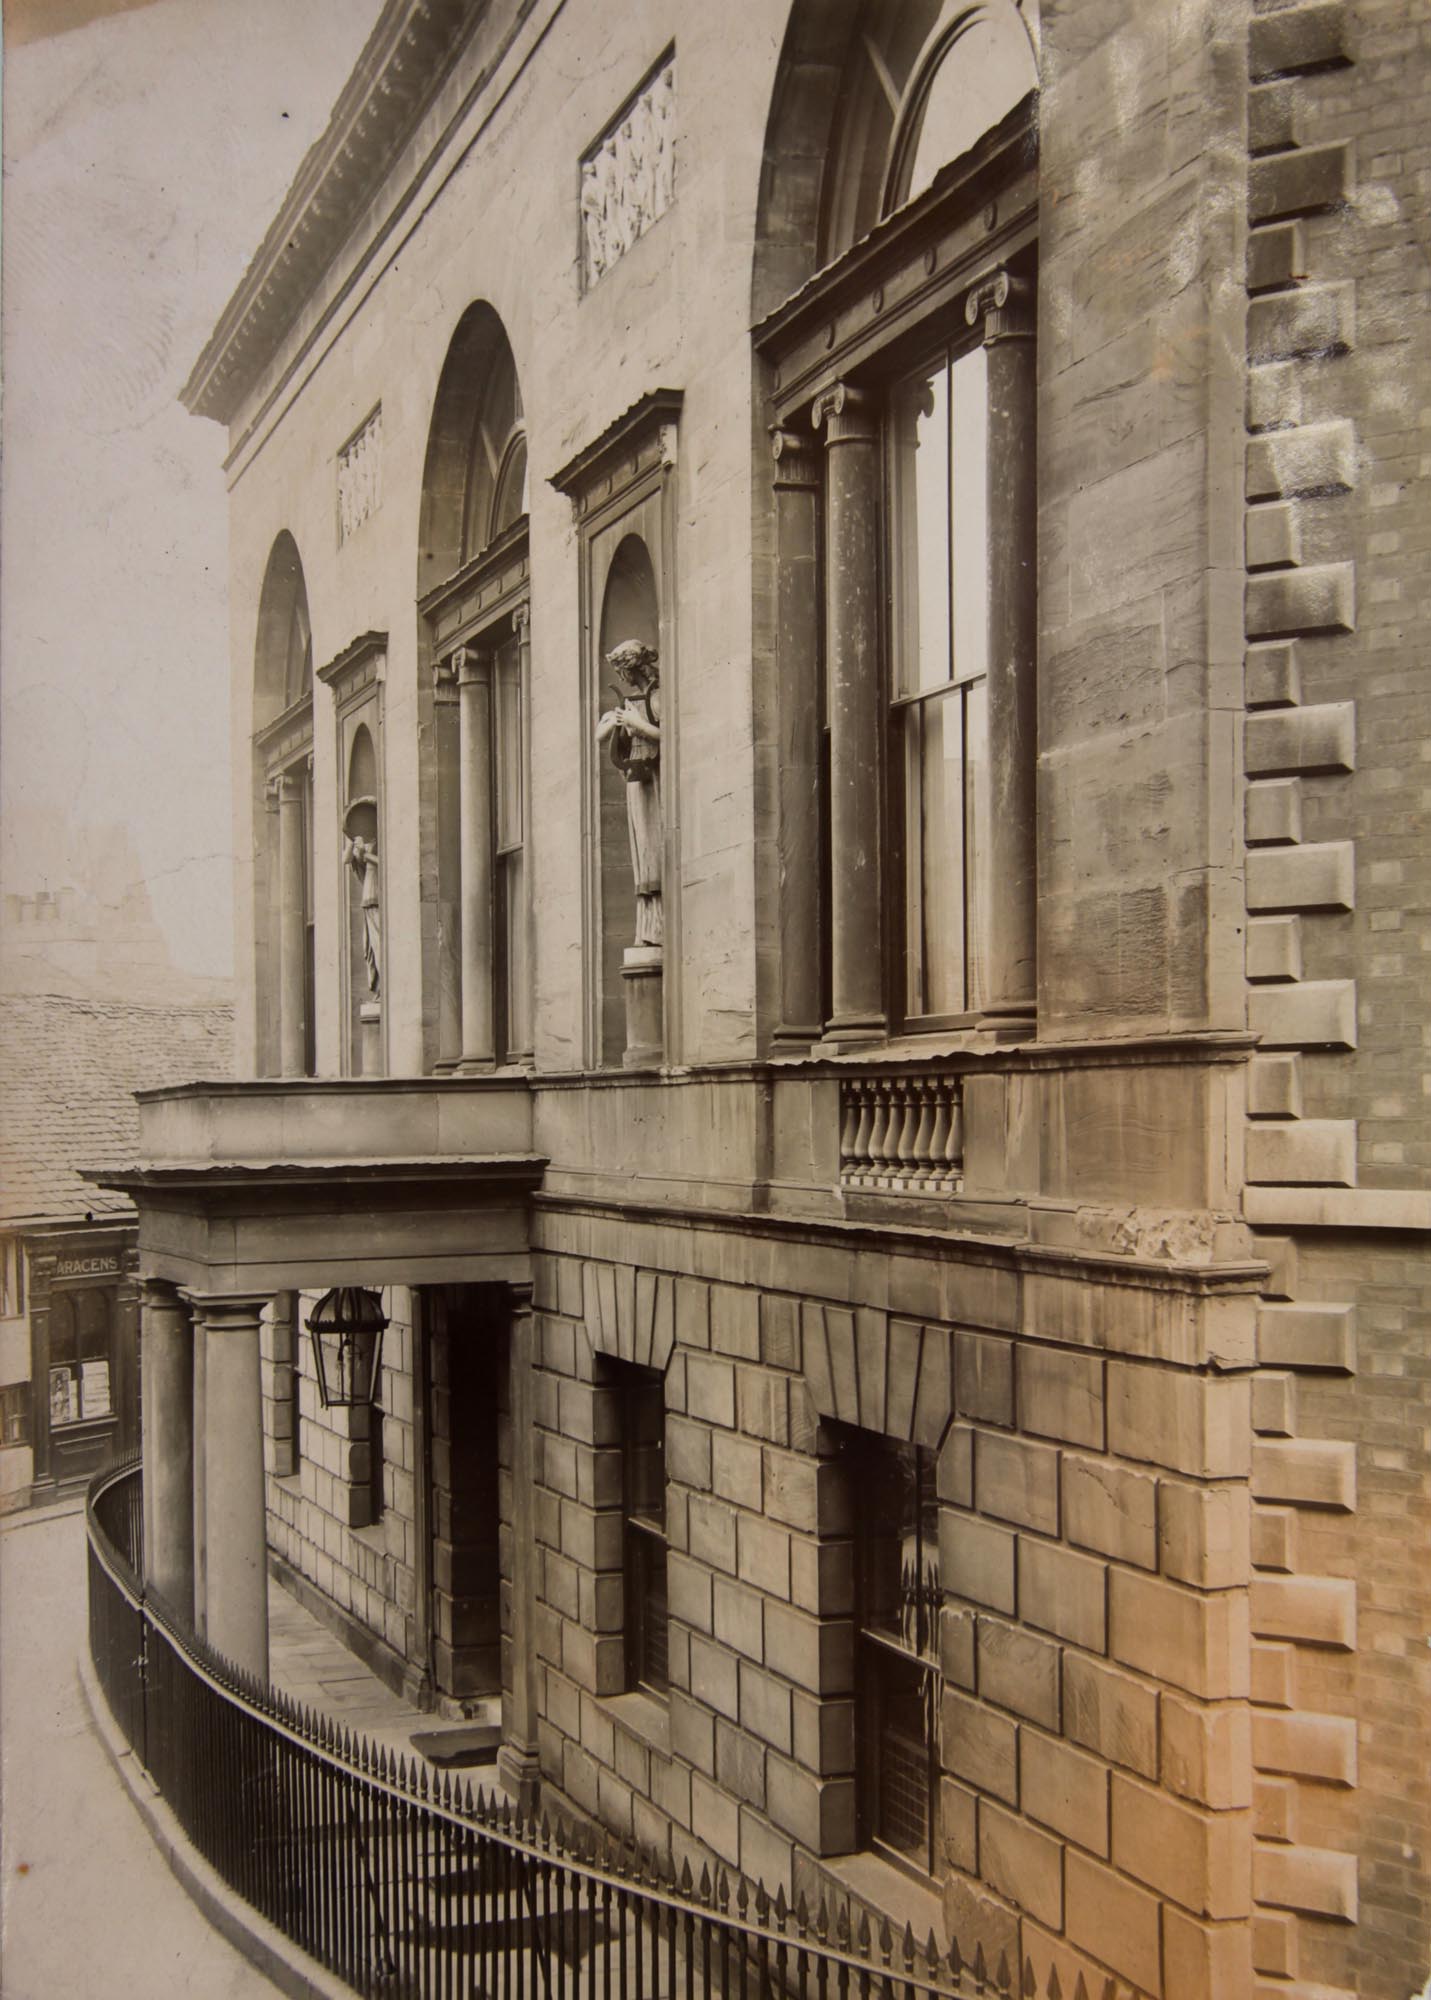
[344,723,381,1071]
[750,0,1038,319]
[595,536,661,1067]
[415,303,532,1074]
[252,532,316,1077]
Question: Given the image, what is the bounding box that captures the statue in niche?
[343,831,382,995]
[595,640,663,946]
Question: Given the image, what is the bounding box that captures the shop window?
[0,1384,29,1447]
[48,1288,115,1428]
[611,1359,668,1696]
[849,1433,942,1876]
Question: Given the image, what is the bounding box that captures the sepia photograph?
[1,0,1428,1995]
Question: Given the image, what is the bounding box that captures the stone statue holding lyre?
[595,640,663,947]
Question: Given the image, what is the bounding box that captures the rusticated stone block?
[1248,284,1354,364]
[1247,1054,1302,1119]
[1254,1841,1358,1920]
[1244,501,1300,571]
[1246,841,1355,912]
[1252,1909,1298,1977]
[1251,1641,1298,1710]
[977,1615,1061,1729]
[1064,1654,1159,1778]
[1064,1851,1162,1997]
[1256,1303,1355,1371]
[1251,1439,1356,1511]
[954,1329,1015,1426]
[1110,1569,1251,1699]
[1246,916,1302,983]
[1247,220,1308,294]
[1254,1774,1299,1842]
[1247,79,1298,154]
[1246,562,1355,637]
[979,1798,1064,1928]
[1253,1710,1357,1786]
[1249,3,1349,81]
[1245,1119,1357,1187]
[1163,1906,1255,1999]
[942,1685,1018,1804]
[1249,143,1352,223]
[1250,1504,1298,1573]
[1020,1536,1106,1653]
[1245,640,1301,709]
[1112,1773,1252,1918]
[943,1512,1017,1614]
[1107,1361,1251,1477]
[763,1600,854,1693]
[942,1604,977,1689]
[1245,702,1355,776]
[1158,1479,1251,1589]
[975,1430,1060,1536]
[1246,424,1355,503]
[1062,1452,1158,1570]
[1250,1575,1355,1649]
[1246,778,1302,846]
[1252,1356,1305,1441]
[1019,1726,1110,1857]
[1016,1345,1105,1449]
[1160,1692,1253,1809]
[1248,979,1357,1051]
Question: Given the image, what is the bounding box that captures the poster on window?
[80,1360,112,1420]
[49,1366,78,1427]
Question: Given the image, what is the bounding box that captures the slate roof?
[0,996,234,1228]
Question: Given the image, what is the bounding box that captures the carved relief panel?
[580,52,676,290]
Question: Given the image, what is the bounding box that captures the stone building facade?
[111,2,1430,1996]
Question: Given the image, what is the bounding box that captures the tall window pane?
[893,342,989,1023]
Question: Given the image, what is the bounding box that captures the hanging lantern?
[306,1286,388,1409]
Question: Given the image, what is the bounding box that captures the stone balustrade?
[838,1071,964,1193]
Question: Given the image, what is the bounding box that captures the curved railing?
[87,1459,1144,2000]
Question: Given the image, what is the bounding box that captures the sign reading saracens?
[580,53,675,290]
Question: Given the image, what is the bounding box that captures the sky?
[1,0,386,977]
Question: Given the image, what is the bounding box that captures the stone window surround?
[756,99,1038,1058]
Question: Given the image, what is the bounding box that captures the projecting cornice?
[181,0,488,428]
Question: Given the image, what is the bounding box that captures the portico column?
[276,769,307,1076]
[770,425,823,1049]
[812,381,885,1046]
[140,1280,194,1624]
[192,1313,208,1638]
[186,1293,270,1681]
[967,268,1037,1018]
[497,1284,540,1811]
[455,645,496,1069]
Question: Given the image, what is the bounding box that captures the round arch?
[253,530,312,732]
[416,302,527,598]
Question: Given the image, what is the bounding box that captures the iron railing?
[87,1458,1146,2000]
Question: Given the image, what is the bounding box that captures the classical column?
[812,381,884,1045]
[192,1311,208,1639]
[188,1293,270,1681]
[512,602,535,1063]
[455,645,496,1069]
[276,768,308,1076]
[433,656,463,1067]
[497,1285,540,1811]
[141,1280,194,1624]
[967,268,1037,1018]
[770,425,824,1049]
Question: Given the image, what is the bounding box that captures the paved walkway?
[0,1499,281,1998]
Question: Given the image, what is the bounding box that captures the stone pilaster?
[770,424,824,1049]
[456,645,495,1070]
[276,769,308,1076]
[967,269,1037,1020]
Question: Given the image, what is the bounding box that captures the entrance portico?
[95,1075,543,1742]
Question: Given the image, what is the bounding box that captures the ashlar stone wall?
[529,1212,1262,1999]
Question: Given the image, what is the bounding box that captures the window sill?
[814,1850,944,1944]
[598,1688,671,1758]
